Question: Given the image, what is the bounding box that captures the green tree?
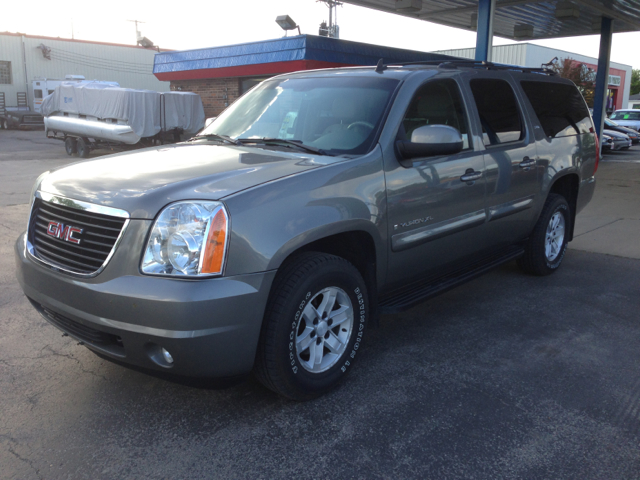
[630,69,640,96]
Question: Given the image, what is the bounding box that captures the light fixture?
[514,23,534,39]
[395,0,422,13]
[470,12,478,30]
[276,15,301,35]
[555,1,580,20]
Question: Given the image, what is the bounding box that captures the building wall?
[0,32,170,109]
[170,78,240,118]
[434,43,632,111]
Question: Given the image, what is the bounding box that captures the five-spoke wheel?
[254,252,368,401]
[518,193,570,276]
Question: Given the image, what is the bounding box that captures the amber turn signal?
[200,209,228,274]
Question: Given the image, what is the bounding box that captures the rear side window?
[470,79,524,146]
[520,81,591,138]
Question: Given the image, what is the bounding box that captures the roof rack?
[377,58,556,76]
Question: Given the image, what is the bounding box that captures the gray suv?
[15,61,598,400]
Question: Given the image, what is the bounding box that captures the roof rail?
[381,59,556,76]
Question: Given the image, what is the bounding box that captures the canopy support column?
[475,0,495,62]
[593,17,613,138]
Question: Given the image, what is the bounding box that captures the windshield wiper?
[237,138,331,156]
[189,133,242,145]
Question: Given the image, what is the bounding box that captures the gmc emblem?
[47,222,83,245]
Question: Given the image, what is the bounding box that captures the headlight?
[141,201,229,277]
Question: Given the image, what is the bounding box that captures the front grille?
[42,306,122,347]
[28,197,127,275]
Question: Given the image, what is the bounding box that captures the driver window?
[400,79,470,150]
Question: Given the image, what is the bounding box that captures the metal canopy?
[341,0,640,40]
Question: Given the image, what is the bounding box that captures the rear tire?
[76,137,90,158]
[64,137,77,156]
[517,193,570,276]
[254,252,369,401]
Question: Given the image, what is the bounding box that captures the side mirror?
[396,125,464,165]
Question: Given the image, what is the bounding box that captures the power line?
[49,53,156,76]
[54,47,155,68]
[50,51,153,73]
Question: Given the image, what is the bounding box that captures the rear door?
[464,73,540,246]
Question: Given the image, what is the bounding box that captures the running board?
[379,246,524,314]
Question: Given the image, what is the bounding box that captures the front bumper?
[15,232,276,378]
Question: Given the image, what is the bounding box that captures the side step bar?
[379,246,524,314]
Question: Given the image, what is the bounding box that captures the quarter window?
[400,79,470,149]
[470,79,524,146]
[520,81,591,138]
[0,61,11,85]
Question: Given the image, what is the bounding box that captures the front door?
[384,78,488,287]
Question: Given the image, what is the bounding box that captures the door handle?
[519,156,536,168]
[460,169,482,184]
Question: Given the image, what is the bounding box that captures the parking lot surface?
[1,130,640,479]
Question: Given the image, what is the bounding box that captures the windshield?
[199,76,400,155]
[610,111,640,121]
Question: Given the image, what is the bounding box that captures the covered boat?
[42,82,205,145]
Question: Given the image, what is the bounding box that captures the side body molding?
[391,210,486,252]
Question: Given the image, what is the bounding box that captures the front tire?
[254,252,369,401]
[518,193,570,276]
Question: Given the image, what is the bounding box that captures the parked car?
[604,118,640,143]
[603,129,632,150]
[15,61,598,400]
[0,109,44,129]
[609,109,640,131]
[601,134,614,151]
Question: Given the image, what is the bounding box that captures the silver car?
[15,61,598,400]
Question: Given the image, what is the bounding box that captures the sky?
[2,0,640,69]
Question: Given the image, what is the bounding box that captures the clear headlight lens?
[141,201,229,277]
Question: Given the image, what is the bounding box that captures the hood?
[603,129,629,139]
[39,142,332,219]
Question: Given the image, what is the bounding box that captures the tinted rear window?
[520,81,592,138]
[470,79,524,146]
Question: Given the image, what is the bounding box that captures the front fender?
[222,148,387,283]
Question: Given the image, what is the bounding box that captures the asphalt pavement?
[1,130,639,479]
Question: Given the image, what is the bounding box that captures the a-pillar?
[475,0,496,62]
[593,17,613,138]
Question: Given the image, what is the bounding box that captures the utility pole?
[127,19,145,44]
[317,0,342,38]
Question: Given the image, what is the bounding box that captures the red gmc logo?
[47,222,83,245]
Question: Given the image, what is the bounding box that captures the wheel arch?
[269,227,381,320]
[548,173,579,241]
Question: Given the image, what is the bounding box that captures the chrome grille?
[27,194,129,275]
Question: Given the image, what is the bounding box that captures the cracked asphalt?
[1,130,640,479]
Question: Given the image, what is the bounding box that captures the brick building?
[153,35,456,118]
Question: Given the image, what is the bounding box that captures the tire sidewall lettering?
[545,204,569,269]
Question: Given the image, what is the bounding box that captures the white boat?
[44,114,141,144]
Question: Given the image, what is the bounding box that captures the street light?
[276,15,301,36]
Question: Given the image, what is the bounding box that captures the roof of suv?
[271,60,563,83]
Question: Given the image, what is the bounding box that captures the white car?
[609,110,640,131]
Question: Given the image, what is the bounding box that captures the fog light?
[161,348,174,364]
